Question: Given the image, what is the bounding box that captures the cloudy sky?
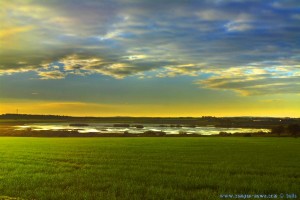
[0,0,299,117]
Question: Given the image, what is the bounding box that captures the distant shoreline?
[0,114,299,137]
[0,129,295,138]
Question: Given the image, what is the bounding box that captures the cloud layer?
[1,0,300,95]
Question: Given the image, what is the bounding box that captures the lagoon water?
[15,123,270,135]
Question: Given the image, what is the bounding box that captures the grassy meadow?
[0,137,299,200]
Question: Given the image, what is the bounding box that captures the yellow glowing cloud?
[0,0,60,52]
[0,1,50,21]
[0,26,34,38]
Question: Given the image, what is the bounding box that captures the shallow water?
[15,123,270,135]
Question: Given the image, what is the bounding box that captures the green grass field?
[0,137,299,200]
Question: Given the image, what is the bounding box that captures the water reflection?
[15,123,270,135]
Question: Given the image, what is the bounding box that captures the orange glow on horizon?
[1,100,299,118]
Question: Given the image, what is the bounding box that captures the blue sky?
[0,0,299,116]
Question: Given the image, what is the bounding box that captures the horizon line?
[1,113,299,119]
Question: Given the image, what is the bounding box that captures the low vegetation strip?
[0,128,297,137]
[0,137,299,200]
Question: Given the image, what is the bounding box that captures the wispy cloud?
[196,61,300,95]
[225,21,252,32]
[1,0,300,96]
[0,26,35,38]
[38,70,65,79]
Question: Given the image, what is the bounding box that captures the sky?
[0,0,300,117]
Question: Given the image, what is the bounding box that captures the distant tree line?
[271,124,300,136]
